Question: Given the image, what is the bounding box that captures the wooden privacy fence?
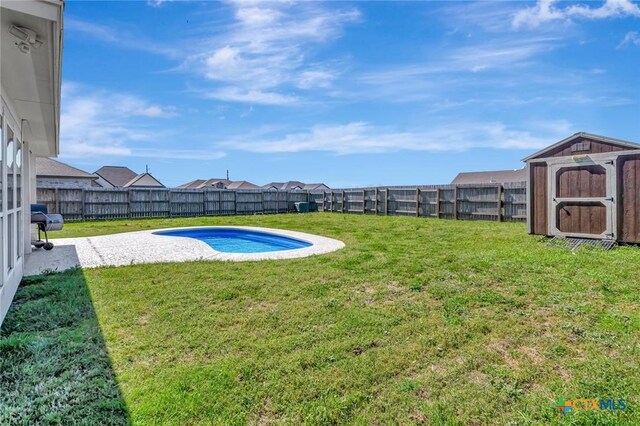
[308,182,527,222]
[36,188,311,221]
[37,182,527,222]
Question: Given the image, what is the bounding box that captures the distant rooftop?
[36,158,96,179]
[177,178,260,190]
[94,166,138,187]
[451,169,527,185]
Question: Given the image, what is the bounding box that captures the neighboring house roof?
[177,178,230,189]
[522,132,640,162]
[262,182,284,190]
[262,181,306,190]
[226,181,260,190]
[177,179,206,189]
[123,172,165,188]
[451,169,527,185]
[177,179,258,190]
[200,179,231,189]
[36,157,97,180]
[302,183,330,191]
[94,166,139,187]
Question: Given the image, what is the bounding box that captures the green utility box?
[294,202,309,213]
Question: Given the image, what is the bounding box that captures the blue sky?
[59,0,640,188]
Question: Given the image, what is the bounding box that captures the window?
[0,114,3,213]
[0,113,3,287]
[7,127,14,210]
[5,124,18,272]
[7,214,13,271]
[16,141,22,208]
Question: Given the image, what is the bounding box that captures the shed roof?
[36,157,97,179]
[451,169,527,185]
[522,132,640,162]
[94,166,138,187]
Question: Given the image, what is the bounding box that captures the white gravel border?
[24,226,345,275]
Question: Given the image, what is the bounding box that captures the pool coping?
[24,226,345,275]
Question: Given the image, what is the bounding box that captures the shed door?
[548,159,616,239]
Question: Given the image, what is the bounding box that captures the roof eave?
[522,132,640,162]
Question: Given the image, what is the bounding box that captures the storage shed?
[523,132,640,243]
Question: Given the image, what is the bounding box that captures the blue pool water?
[153,228,312,253]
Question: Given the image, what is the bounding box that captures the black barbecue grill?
[31,204,63,250]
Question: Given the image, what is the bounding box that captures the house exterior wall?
[1,91,26,325]
[37,176,95,189]
[1,0,64,327]
[93,175,114,188]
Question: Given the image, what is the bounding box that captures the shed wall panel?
[542,137,627,158]
[557,165,606,198]
[619,155,640,243]
[530,163,548,235]
[557,203,606,234]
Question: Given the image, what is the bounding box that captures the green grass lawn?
[2,213,639,425]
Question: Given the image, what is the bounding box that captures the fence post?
[497,184,504,222]
[234,191,238,215]
[454,185,459,220]
[415,188,420,217]
[385,188,389,216]
[81,189,86,221]
[54,187,60,214]
[203,190,207,216]
[374,188,379,215]
[435,188,440,219]
[341,191,346,213]
[127,189,132,219]
[362,189,366,214]
[168,190,173,217]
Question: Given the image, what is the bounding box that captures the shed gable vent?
[571,141,591,152]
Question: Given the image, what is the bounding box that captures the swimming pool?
[154,227,313,253]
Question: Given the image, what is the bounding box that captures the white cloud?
[448,37,557,71]
[184,1,360,104]
[60,83,225,161]
[354,36,559,103]
[618,31,640,47]
[513,0,567,28]
[109,94,178,118]
[296,69,337,89]
[203,88,298,105]
[147,0,174,7]
[65,18,180,58]
[215,121,574,155]
[566,0,640,19]
[513,0,640,28]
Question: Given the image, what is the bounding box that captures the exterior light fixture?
[8,25,43,54]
